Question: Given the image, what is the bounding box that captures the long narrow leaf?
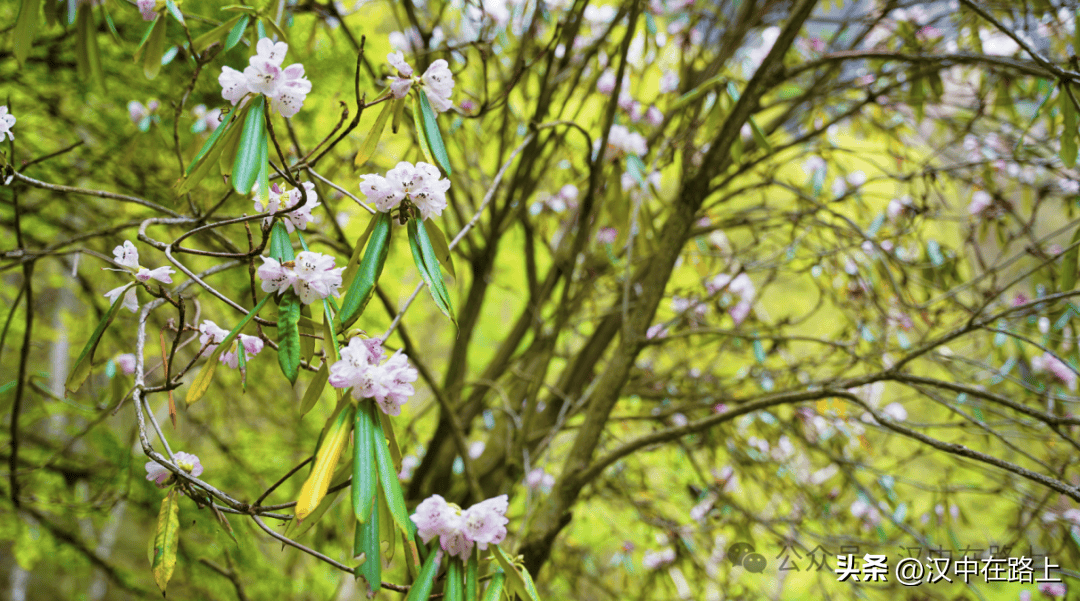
[191,14,244,54]
[405,546,442,601]
[417,91,452,175]
[232,96,266,194]
[354,100,394,168]
[65,286,129,396]
[269,221,295,262]
[491,546,540,601]
[339,212,385,295]
[445,556,464,601]
[410,97,437,166]
[151,489,181,594]
[299,361,329,416]
[1063,86,1078,168]
[296,404,355,520]
[480,572,505,601]
[408,220,455,324]
[353,400,378,524]
[185,109,236,176]
[225,14,250,50]
[424,219,456,278]
[354,503,381,594]
[277,290,302,384]
[142,15,168,79]
[372,406,413,538]
[465,551,479,601]
[338,213,391,330]
[14,0,42,66]
[187,294,271,405]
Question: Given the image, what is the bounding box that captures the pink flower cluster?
[385,52,455,112]
[257,251,343,304]
[600,124,648,157]
[359,161,451,221]
[328,337,418,416]
[410,494,509,560]
[145,451,203,488]
[705,271,755,325]
[0,106,14,142]
[219,38,312,118]
[104,241,175,313]
[1031,352,1078,391]
[137,0,158,20]
[198,320,264,369]
[255,182,320,232]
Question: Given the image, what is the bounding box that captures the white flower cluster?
[257,251,343,304]
[219,38,312,118]
[255,182,320,233]
[359,161,451,221]
[385,52,456,112]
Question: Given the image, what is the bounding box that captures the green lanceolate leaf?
[408,219,456,324]
[445,556,464,601]
[151,488,181,594]
[269,221,295,262]
[225,14,250,50]
[164,0,184,24]
[177,109,242,195]
[411,97,437,166]
[14,0,42,66]
[338,212,391,330]
[465,551,479,601]
[353,400,378,524]
[405,545,442,601]
[216,106,249,177]
[232,96,267,195]
[65,286,129,396]
[372,407,413,538]
[1062,86,1078,168]
[187,294,271,404]
[350,409,377,499]
[480,572,505,601]
[256,125,270,200]
[299,304,315,364]
[354,504,381,594]
[277,290,302,384]
[191,14,244,54]
[142,15,168,79]
[424,219,456,278]
[417,91,452,175]
[748,116,771,153]
[491,546,540,601]
[339,212,384,293]
[354,99,394,168]
[1062,225,1080,292]
[299,361,329,416]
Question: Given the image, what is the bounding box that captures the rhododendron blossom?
[137,0,158,20]
[198,320,264,369]
[255,182,320,232]
[380,51,454,111]
[219,38,312,118]
[359,161,451,221]
[257,252,343,304]
[145,452,203,488]
[328,337,418,415]
[0,105,17,142]
[410,494,509,560]
[103,241,174,312]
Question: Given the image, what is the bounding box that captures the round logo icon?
[727,542,755,566]
[742,552,767,573]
